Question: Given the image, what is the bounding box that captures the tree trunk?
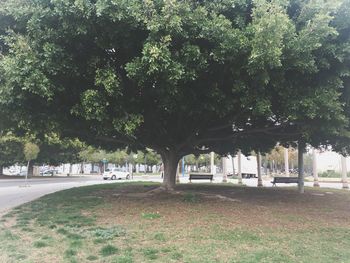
[27,161,34,178]
[298,141,305,194]
[80,162,84,174]
[257,152,263,187]
[222,157,227,183]
[98,163,103,174]
[210,152,215,174]
[0,165,3,176]
[231,155,235,176]
[237,150,242,184]
[284,148,289,177]
[341,155,349,189]
[161,151,180,190]
[68,163,73,176]
[312,148,319,187]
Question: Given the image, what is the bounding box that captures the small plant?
[64,249,77,260]
[57,228,68,235]
[33,241,48,248]
[21,227,33,232]
[70,240,83,249]
[170,251,183,260]
[112,253,134,263]
[183,192,199,203]
[2,230,19,240]
[141,212,161,220]
[93,238,107,244]
[100,245,119,257]
[142,248,158,260]
[86,255,98,261]
[154,232,166,242]
[90,226,126,240]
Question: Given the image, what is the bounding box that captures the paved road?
[0,176,115,215]
[0,175,348,216]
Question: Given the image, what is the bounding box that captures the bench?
[189,173,213,182]
[271,177,299,186]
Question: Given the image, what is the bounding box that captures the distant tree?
[23,142,40,178]
[0,134,24,175]
[36,135,83,166]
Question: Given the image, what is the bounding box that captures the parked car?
[103,168,130,180]
[17,170,27,176]
[40,169,58,176]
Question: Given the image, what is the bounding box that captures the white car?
[103,168,130,180]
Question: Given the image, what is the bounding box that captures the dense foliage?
[1,0,349,188]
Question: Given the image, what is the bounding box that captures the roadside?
[0,176,114,216]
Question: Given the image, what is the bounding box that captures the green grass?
[1,182,350,262]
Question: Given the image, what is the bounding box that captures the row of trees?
[1,0,350,190]
[0,134,224,175]
[0,133,81,176]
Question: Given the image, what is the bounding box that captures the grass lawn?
[1,182,350,263]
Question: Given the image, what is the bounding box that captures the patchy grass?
[1,182,350,262]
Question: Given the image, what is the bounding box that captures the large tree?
[1,0,350,189]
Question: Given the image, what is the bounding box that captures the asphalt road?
[0,174,348,216]
[0,175,115,215]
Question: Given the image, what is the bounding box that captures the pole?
[298,140,305,194]
[238,150,242,185]
[284,147,289,177]
[257,152,263,187]
[341,155,349,189]
[312,148,319,187]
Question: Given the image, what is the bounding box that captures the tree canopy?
[1,0,350,188]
